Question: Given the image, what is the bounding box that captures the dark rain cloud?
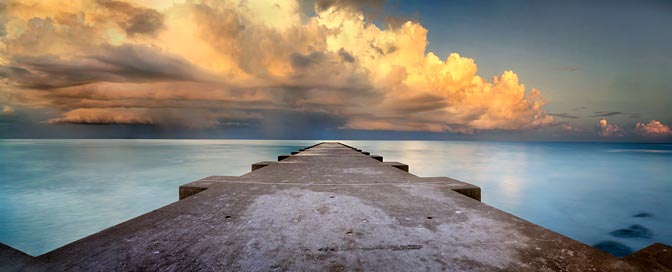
[591,111,622,117]
[387,94,448,114]
[290,52,326,68]
[549,113,580,119]
[338,48,355,63]
[97,0,165,36]
[4,44,213,89]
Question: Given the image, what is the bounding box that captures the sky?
[0,0,670,141]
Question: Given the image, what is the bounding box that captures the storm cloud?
[0,0,553,132]
[5,44,214,89]
[96,0,165,36]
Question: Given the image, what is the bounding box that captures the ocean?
[0,139,670,257]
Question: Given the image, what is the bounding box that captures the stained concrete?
[2,142,670,271]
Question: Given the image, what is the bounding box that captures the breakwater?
[1,142,670,271]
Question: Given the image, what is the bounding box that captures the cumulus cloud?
[0,0,553,133]
[314,0,383,12]
[97,0,165,36]
[1,105,14,115]
[598,118,623,137]
[634,120,672,137]
[561,123,581,132]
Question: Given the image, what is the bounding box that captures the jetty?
[1,142,670,271]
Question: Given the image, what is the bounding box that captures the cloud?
[314,0,383,12]
[47,108,153,125]
[289,51,326,68]
[598,118,623,137]
[591,111,622,117]
[4,44,213,89]
[549,113,579,119]
[634,120,672,137]
[96,0,165,36]
[1,105,14,115]
[0,0,553,133]
[47,107,263,128]
[561,123,582,132]
[337,48,355,63]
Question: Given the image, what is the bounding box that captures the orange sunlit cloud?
[634,120,672,137]
[598,119,623,137]
[2,0,555,133]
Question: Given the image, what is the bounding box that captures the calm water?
[0,140,670,257]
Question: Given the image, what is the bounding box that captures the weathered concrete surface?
[250,161,275,171]
[420,177,481,201]
[179,176,243,200]
[383,161,409,172]
[370,155,383,162]
[0,243,32,272]
[2,142,671,271]
[624,243,672,271]
[277,154,290,161]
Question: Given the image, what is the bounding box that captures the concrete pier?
[1,142,670,271]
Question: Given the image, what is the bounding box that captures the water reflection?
[0,139,314,255]
[341,141,672,257]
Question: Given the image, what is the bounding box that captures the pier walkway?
[1,142,670,271]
